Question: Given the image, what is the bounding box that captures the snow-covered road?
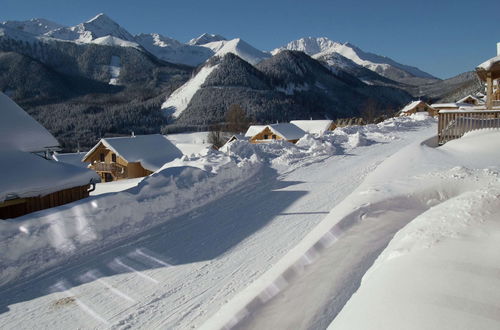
[0,123,436,329]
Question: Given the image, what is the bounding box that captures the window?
[112,153,117,163]
[263,134,269,139]
[99,153,105,162]
[272,135,277,139]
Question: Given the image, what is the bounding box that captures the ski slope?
[0,116,437,329]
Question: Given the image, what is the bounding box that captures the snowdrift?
[0,151,261,286]
[202,128,500,330]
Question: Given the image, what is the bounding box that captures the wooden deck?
[438,109,500,144]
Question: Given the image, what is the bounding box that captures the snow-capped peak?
[45,13,136,44]
[0,18,64,36]
[201,38,271,65]
[274,37,436,81]
[188,33,226,46]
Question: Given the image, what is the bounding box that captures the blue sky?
[1,0,499,79]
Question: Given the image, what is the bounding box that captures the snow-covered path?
[0,125,436,329]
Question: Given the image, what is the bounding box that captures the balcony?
[91,162,128,179]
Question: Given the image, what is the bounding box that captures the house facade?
[83,134,183,182]
[246,123,305,144]
[400,100,437,116]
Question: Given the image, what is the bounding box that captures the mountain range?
[0,13,481,150]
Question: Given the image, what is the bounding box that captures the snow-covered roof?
[228,134,247,141]
[0,149,99,202]
[83,134,183,172]
[52,152,90,169]
[431,103,473,109]
[456,94,484,104]
[400,100,427,113]
[476,55,500,81]
[244,125,266,137]
[290,120,334,135]
[267,123,306,140]
[477,55,500,71]
[0,92,59,152]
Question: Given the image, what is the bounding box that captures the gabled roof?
[431,102,474,109]
[0,149,99,202]
[53,152,90,169]
[290,120,334,135]
[244,125,266,137]
[0,92,59,152]
[266,123,305,140]
[400,100,427,113]
[457,95,484,104]
[83,134,183,172]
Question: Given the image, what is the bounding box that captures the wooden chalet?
[475,43,500,109]
[0,92,99,219]
[245,123,306,144]
[83,134,182,182]
[290,120,336,135]
[437,43,500,145]
[457,95,484,106]
[399,100,437,116]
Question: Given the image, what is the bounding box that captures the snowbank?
[0,151,261,286]
[202,127,500,330]
[328,130,500,330]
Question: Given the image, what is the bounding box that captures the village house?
[0,92,99,219]
[457,95,484,106]
[399,100,437,116]
[245,123,305,144]
[290,120,336,135]
[83,134,183,182]
[475,43,500,109]
[431,102,474,112]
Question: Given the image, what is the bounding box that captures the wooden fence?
[438,110,500,144]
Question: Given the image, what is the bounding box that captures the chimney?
[497,42,500,56]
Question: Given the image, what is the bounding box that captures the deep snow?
[0,114,438,329]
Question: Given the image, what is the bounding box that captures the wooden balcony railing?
[91,162,128,179]
[438,110,500,144]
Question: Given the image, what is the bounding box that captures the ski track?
[0,125,436,329]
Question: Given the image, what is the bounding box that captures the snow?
[0,114,443,329]
[45,13,136,44]
[274,37,435,79]
[83,134,183,172]
[275,83,310,95]
[400,100,425,113]
[90,178,144,196]
[167,132,211,155]
[290,120,334,135]
[92,36,139,49]
[135,33,214,67]
[204,125,500,330]
[477,54,500,71]
[0,92,59,152]
[267,123,306,141]
[0,149,99,203]
[161,64,219,117]
[107,55,121,85]
[244,125,267,137]
[52,152,89,169]
[201,38,271,65]
[188,33,226,46]
[0,18,63,36]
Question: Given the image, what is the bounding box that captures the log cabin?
[457,95,484,106]
[246,123,306,144]
[399,100,437,116]
[0,92,99,219]
[290,120,336,135]
[83,134,183,182]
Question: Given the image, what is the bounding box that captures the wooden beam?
[487,73,493,109]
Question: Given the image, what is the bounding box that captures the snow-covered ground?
[167,131,211,155]
[0,115,454,329]
[204,128,500,330]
